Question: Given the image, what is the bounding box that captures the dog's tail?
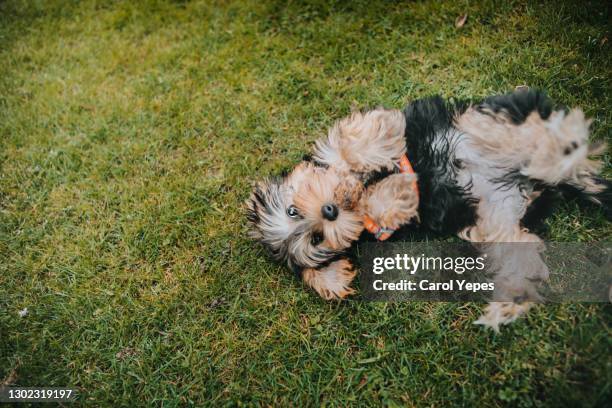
[560,177,612,220]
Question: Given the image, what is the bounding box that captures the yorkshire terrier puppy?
[247,89,610,330]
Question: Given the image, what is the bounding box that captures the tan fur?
[302,259,356,299]
[313,108,407,174]
[334,176,365,210]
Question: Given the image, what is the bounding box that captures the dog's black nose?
[321,203,338,221]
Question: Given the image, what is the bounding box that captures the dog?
[247,89,610,330]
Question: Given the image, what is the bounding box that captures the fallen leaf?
[18,307,28,318]
[455,14,468,28]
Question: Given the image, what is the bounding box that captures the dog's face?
[247,162,364,272]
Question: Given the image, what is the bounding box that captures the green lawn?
[1,0,611,406]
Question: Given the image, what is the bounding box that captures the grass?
[0,0,611,406]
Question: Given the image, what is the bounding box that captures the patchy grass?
[0,0,610,406]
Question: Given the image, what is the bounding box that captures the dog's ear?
[245,180,278,240]
[245,187,263,240]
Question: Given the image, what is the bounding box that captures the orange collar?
[363,153,418,241]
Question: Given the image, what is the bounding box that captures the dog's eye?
[311,232,324,246]
[286,205,299,218]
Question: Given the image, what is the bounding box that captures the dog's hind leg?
[456,91,605,189]
[459,181,548,332]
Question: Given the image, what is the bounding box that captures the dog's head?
[246,162,364,273]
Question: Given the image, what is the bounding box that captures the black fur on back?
[402,96,478,234]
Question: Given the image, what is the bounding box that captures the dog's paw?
[362,173,419,231]
[474,301,534,333]
[302,259,356,300]
[547,109,590,155]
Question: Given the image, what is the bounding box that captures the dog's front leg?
[301,259,357,300]
[361,173,420,232]
[313,108,407,174]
